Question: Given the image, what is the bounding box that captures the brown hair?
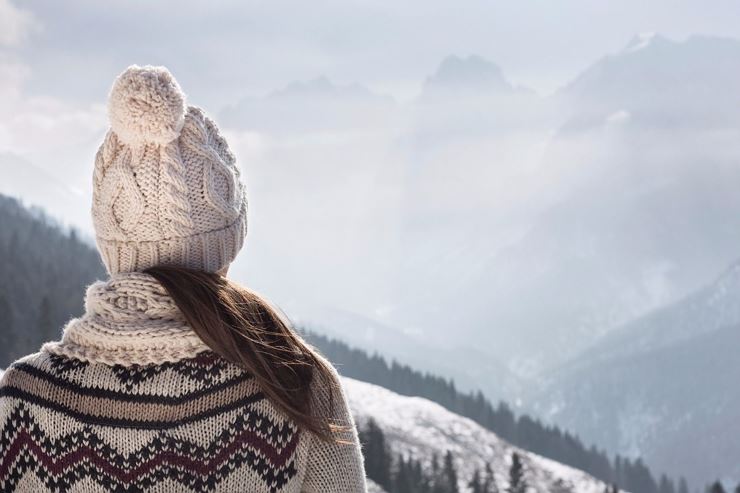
[144,265,343,442]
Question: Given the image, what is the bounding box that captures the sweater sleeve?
[301,358,367,493]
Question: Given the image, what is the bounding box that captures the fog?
[5,0,740,483]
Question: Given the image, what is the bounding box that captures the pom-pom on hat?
[91,65,248,275]
[108,66,186,146]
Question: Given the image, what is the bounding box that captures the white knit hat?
[92,65,247,274]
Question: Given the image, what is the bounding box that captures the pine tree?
[441,450,459,493]
[508,452,526,493]
[430,453,445,493]
[708,481,726,493]
[622,458,658,493]
[394,453,412,493]
[483,462,498,493]
[410,457,432,493]
[659,474,675,493]
[37,295,55,342]
[614,456,623,488]
[358,419,392,489]
[469,469,483,493]
[677,478,689,493]
[0,295,15,358]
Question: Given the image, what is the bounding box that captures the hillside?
[0,194,105,367]
[537,261,740,485]
[560,261,740,370]
[305,331,682,493]
[345,377,608,493]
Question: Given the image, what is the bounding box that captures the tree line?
[365,417,740,493]
[303,331,692,493]
[360,417,527,493]
[705,481,740,493]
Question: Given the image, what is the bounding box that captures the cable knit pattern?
[1,274,367,492]
[92,65,248,275]
[158,142,195,237]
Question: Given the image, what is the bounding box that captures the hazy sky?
[3,0,740,109]
[3,0,740,388]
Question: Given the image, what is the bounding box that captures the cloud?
[0,61,105,228]
[0,0,39,46]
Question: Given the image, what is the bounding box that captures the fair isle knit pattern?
[92,65,248,275]
[0,273,367,492]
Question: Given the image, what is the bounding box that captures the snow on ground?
[343,377,609,493]
[367,478,389,493]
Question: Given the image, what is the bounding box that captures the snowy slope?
[563,260,740,368]
[343,377,609,493]
[367,479,389,493]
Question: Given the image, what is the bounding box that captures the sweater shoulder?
[307,349,346,403]
[1,351,45,387]
[1,350,255,399]
[306,349,357,433]
[1,351,51,382]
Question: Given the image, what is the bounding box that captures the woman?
[0,65,367,492]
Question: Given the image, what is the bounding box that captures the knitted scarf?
[42,272,210,366]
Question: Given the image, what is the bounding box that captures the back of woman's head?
[93,65,343,442]
[93,64,247,275]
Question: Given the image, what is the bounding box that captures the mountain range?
[424,33,740,373]
[211,33,740,383]
[534,260,740,486]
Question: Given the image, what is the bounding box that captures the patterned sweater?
[0,274,367,492]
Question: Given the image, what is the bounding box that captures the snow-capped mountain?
[562,33,740,120]
[343,377,610,493]
[437,33,740,374]
[534,260,740,486]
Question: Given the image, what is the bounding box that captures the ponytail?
[144,265,343,442]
